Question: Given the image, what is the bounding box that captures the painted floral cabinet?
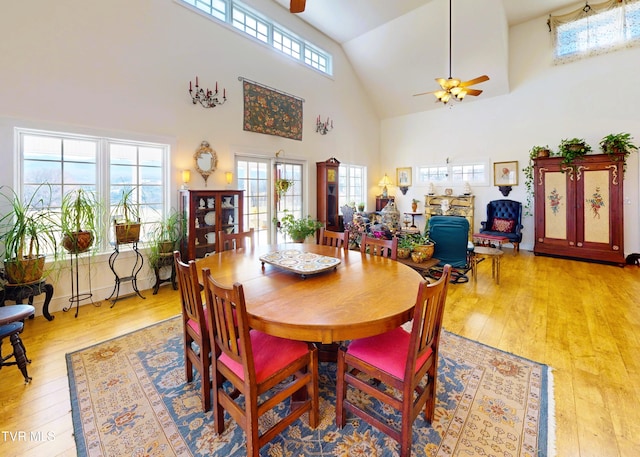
[533,153,625,265]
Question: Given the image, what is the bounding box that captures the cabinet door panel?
[582,169,610,244]
[542,170,568,241]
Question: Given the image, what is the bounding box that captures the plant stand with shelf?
[64,251,98,318]
[105,241,145,306]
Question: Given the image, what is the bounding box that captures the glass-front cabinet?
[179,190,244,260]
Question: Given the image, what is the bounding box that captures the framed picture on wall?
[396,167,412,187]
[493,161,518,186]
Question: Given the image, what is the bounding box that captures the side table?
[472,246,504,285]
[1,278,54,321]
[152,253,177,294]
[105,241,145,306]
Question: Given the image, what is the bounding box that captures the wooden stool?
[472,246,505,285]
[0,304,35,383]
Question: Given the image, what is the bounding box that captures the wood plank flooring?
[1,250,639,457]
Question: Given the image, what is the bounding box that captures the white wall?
[0,0,381,315]
[381,15,640,254]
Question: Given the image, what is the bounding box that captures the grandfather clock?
[317,157,340,231]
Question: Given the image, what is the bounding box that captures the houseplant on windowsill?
[112,187,141,244]
[60,188,102,254]
[148,209,183,270]
[599,132,638,173]
[0,184,59,284]
[273,210,323,243]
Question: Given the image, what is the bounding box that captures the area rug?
[66,317,555,456]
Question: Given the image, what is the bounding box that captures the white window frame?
[339,164,367,210]
[16,128,171,254]
[417,160,489,187]
[177,0,333,76]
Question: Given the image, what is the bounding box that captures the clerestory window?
[549,0,640,64]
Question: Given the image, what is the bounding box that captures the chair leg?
[200,352,211,412]
[246,394,260,457]
[10,333,32,384]
[335,348,347,428]
[212,368,225,434]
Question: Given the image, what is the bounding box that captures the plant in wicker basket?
[60,188,102,254]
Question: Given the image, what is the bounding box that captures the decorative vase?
[411,251,425,263]
[411,202,418,212]
[397,247,411,259]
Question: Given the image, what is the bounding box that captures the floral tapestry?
[242,80,303,140]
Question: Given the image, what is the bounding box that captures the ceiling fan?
[413,0,489,104]
[290,0,306,13]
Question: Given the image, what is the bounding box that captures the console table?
[0,278,54,321]
[105,241,145,306]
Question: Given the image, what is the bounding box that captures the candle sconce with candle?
[316,115,333,135]
[188,76,227,108]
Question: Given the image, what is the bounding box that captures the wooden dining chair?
[218,228,254,251]
[202,267,319,457]
[360,234,398,260]
[173,251,212,411]
[336,264,452,457]
[318,227,349,250]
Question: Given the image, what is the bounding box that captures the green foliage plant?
[0,184,59,283]
[148,209,183,269]
[60,188,102,254]
[558,138,592,166]
[273,210,323,242]
[599,132,638,174]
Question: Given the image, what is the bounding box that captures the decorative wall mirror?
[194,141,218,187]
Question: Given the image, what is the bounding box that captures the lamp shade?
[378,173,393,187]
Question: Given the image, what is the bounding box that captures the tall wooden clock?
[317,157,340,231]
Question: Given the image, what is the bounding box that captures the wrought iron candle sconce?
[316,115,333,135]
[188,76,227,108]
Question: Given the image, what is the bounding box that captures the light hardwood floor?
[1,250,639,457]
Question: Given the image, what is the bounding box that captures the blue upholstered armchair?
[479,199,523,251]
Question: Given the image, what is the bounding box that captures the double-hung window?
[339,164,367,209]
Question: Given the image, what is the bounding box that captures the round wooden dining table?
[195,243,424,344]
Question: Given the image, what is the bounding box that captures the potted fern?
[0,184,58,284]
[60,188,101,254]
[558,138,592,166]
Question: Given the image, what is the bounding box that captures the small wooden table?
[196,243,424,344]
[472,246,504,284]
[0,278,54,321]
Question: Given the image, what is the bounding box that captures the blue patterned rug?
[66,316,555,456]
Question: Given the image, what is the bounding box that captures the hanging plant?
[275,178,294,198]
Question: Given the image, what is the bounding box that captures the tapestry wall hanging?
[241,78,303,141]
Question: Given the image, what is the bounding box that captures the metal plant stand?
[105,241,145,306]
[64,251,98,318]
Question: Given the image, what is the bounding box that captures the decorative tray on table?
[259,249,341,279]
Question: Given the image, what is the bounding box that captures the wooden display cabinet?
[533,153,624,265]
[316,158,340,231]
[179,189,244,260]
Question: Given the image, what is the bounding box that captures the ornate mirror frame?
[194,141,218,187]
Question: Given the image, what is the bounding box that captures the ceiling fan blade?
[460,75,489,87]
[465,88,483,96]
[413,90,437,97]
[290,0,306,13]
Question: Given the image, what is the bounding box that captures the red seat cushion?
[346,327,432,379]
[491,217,515,233]
[219,330,310,383]
[186,308,210,336]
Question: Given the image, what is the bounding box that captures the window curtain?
[548,0,640,64]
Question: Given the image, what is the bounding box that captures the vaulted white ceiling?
[272,0,579,119]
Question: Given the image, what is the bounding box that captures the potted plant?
[0,184,59,284]
[60,188,101,254]
[148,209,183,270]
[558,138,592,166]
[397,236,413,259]
[273,210,323,242]
[522,145,553,216]
[112,187,141,244]
[599,132,638,173]
[357,202,365,212]
[409,233,435,260]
